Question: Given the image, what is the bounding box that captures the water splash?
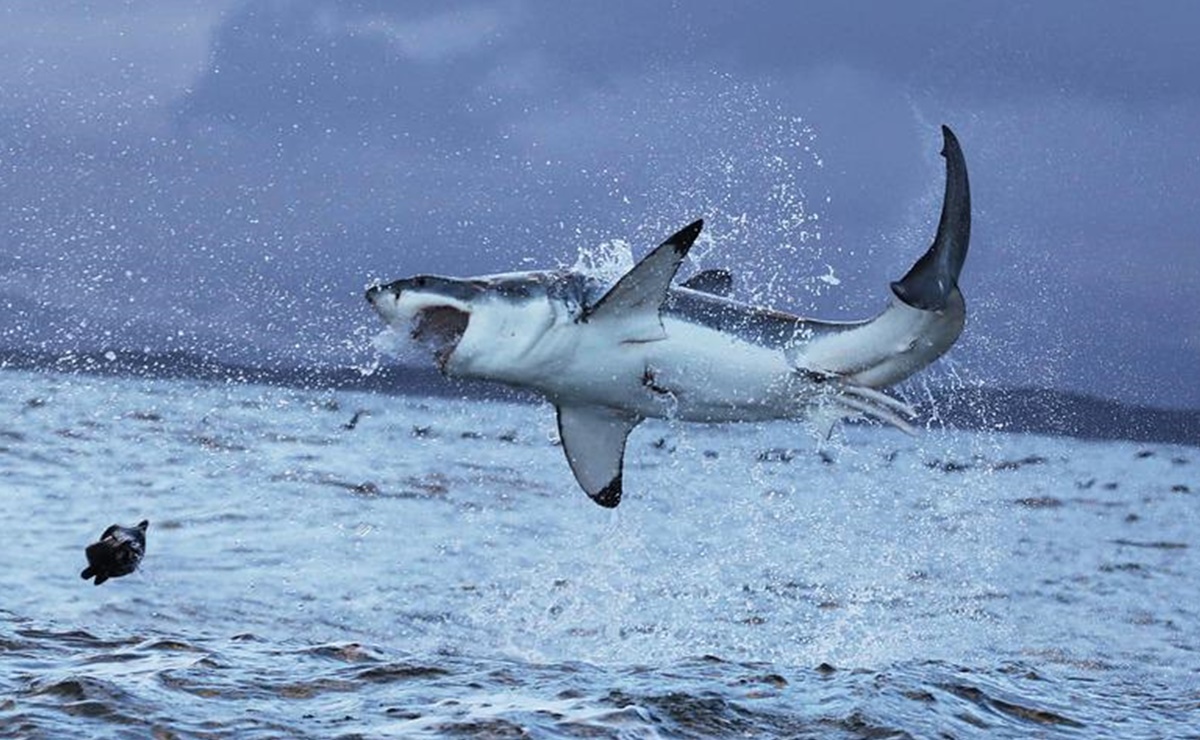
[569,238,635,284]
[518,70,830,311]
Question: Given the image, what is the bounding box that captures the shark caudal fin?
[789,125,972,409]
[890,125,970,311]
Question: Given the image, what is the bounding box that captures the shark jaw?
[365,280,475,372]
[411,306,470,371]
[365,125,972,508]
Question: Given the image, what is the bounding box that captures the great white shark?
[366,125,971,508]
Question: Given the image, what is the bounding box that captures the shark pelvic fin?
[798,368,917,435]
[556,404,643,508]
[680,268,733,297]
[584,220,704,341]
[834,384,917,434]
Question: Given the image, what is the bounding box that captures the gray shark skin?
[366,126,971,508]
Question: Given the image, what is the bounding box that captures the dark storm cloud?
[697,1,1200,102]
[178,1,500,137]
[2,0,1197,407]
[174,1,1200,141]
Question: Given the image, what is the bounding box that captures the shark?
[366,125,971,508]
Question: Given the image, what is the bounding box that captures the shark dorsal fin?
[584,220,703,340]
[557,405,642,507]
[680,268,733,297]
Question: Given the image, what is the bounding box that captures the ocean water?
[0,367,1196,738]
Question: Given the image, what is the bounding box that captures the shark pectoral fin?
[680,268,734,297]
[584,220,704,341]
[556,404,642,508]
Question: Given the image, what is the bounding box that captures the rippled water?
[1,368,1196,738]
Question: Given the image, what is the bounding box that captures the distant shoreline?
[2,348,1197,448]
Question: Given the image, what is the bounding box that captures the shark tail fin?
[890,125,970,311]
[785,125,971,391]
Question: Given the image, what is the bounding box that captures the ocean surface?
[1,367,1196,738]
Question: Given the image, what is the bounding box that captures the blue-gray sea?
[1,367,1196,738]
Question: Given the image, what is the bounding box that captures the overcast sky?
[1,1,1197,408]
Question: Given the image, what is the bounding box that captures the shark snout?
[365,282,394,304]
[366,281,412,312]
[365,282,406,325]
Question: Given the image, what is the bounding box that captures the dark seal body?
[81,520,148,585]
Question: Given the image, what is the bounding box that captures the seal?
[81,520,148,585]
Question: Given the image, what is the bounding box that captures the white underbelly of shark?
[556,319,799,423]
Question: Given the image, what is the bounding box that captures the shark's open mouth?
[411,306,470,371]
